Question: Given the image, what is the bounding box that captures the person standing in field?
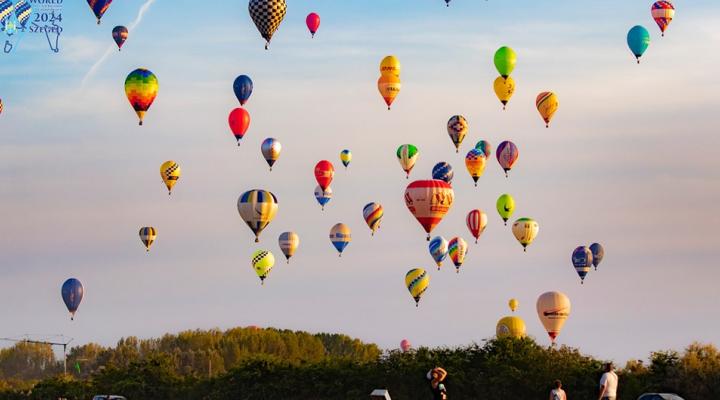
[426,367,448,399]
[549,379,567,400]
[598,362,618,400]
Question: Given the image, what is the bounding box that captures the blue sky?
[1,0,720,364]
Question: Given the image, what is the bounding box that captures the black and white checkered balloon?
[248,0,287,49]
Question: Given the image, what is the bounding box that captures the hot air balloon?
[536,92,558,128]
[400,339,412,352]
[405,268,429,307]
[496,141,519,177]
[466,209,488,243]
[447,115,468,153]
[160,161,181,195]
[378,75,401,110]
[589,242,604,270]
[340,149,352,169]
[465,149,487,186]
[397,144,419,178]
[512,218,538,252]
[445,0,451,7]
[261,138,282,171]
[314,185,332,210]
[278,232,299,263]
[233,75,253,106]
[112,25,128,50]
[237,190,278,242]
[572,246,593,284]
[229,108,251,145]
[125,68,158,126]
[329,223,351,257]
[0,98,3,115]
[87,0,112,24]
[429,236,448,269]
[251,249,275,285]
[475,140,492,158]
[494,46,517,78]
[405,180,454,240]
[248,0,287,49]
[362,202,384,236]
[139,226,156,252]
[306,12,320,38]
[493,76,515,110]
[651,1,674,37]
[61,278,83,320]
[496,194,515,226]
[627,25,650,63]
[431,162,454,184]
[536,291,571,344]
[448,237,468,273]
[379,55,401,77]
[496,316,527,339]
[509,298,519,312]
[314,160,334,191]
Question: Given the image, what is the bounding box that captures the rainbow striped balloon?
[125,68,158,126]
[448,237,468,273]
[362,202,384,236]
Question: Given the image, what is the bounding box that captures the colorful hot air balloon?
[379,55,401,77]
[466,209,488,243]
[405,268,429,307]
[465,149,487,186]
[536,291,571,344]
[314,185,332,210]
[261,138,282,171]
[493,46,517,78]
[306,12,320,38]
[512,218,539,252]
[87,0,112,24]
[329,223,351,257]
[429,236,448,269]
[112,25,128,50]
[496,316,527,339]
[651,1,674,37]
[496,141,519,177]
[432,162,454,184]
[139,226,156,252]
[493,76,515,110]
[536,92,558,128]
[362,202,384,236]
[229,108,251,145]
[251,249,275,285]
[378,75,401,110]
[160,161,181,195]
[496,194,515,226]
[589,242,604,270]
[405,180,454,240]
[125,68,158,126]
[448,237,468,273]
[278,232,299,263]
[61,278,83,320]
[233,75,253,106]
[475,140,492,158]
[314,160,334,191]
[447,115,468,153]
[400,339,412,352]
[572,246,593,284]
[237,189,279,242]
[397,144,419,178]
[508,298,519,312]
[340,149,352,169]
[627,25,651,63]
[248,0,287,49]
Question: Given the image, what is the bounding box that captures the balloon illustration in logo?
[229,108,251,145]
[496,194,515,226]
[429,236,448,269]
[448,237,468,273]
[160,161,181,195]
[466,209,488,244]
[314,185,332,210]
[61,278,84,320]
[589,242,605,270]
[261,137,282,171]
[572,246,593,284]
[362,202,384,236]
[233,75,253,106]
[314,160,334,191]
[251,249,275,285]
[278,232,299,264]
[405,268,429,307]
[512,218,539,252]
[627,25,650,63]
[125,68,158,126]
[329,223,351,257]
[397,144,419,178]
[404,180,454,240]
[447,115,468,153]
[431,162,454,184]
[237,189,279,242]
[536,291,571,344]
[536,92,558,128]
[248,0,287,49]
[306,12,320,38]
[139,226,157,252]
[496,141,519,177]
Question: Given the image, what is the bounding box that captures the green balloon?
[494,46,517,78]
[496,194,515,226]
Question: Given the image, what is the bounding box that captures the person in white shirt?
[549,379,567,400]
[598,362,618,400]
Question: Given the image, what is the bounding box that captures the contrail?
[81,0,157,87]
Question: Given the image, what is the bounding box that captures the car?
[637,394,684,400]
[92,396,127,400]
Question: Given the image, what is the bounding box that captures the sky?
[1,0,719,365]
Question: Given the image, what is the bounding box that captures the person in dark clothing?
[426,367,448,399]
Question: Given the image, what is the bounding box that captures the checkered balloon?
[248,0,287,49]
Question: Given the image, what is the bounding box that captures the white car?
[92,396,127,400]
[637,394,684,400]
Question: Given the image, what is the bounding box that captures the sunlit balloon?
[378,75,401,110]
[475,140,492,158]
[405,268,429,307]
[512,218,539,252]
[572,246,593,284]
[314,185,332,210]
[251,249,275,285]
[651,1,674,37]
[306,12,320,38]
[496,141,519,178]
[496,316,526,339]
[379,55,401,77]
[139,226,156,252]
[362,202,384,236]
[493,76,515,110]
[431,162,454,184]
[61,278,84,320]
[405,180,454,240]
[278,232,299,263]
[261,137,282,171]
[125,68,158,126]
[400,339,411,352]
[493,46,517,78]
[396,144,419,179]
[314,160,334,191]
[329,223,351,257]
[86,0,112,24]
[536,92,558,128]
[536,291,571,344]
[112,25,128,50]
[496,194,515,226]
[233,75,253,106]
[229,108,251,145]
[237,189,279,242]
[589,242,604,271]
[429,236,448,269]
[248,0,287,49]
[466,209,488,244]
[340,149,352,169]
[447,115,468,153]
[448,237,468,273]
[465,149,487,186]
[160,161,181,195]
[627,25,651,63]
[508,298,519,312]
[0,98,3,115]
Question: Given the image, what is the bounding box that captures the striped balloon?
[237,190,279,242]
[466,209,488,243]
[278,232,299,263]
[405,268,429,307]
[447,115,468,153]
[464,149,487,186]
[13,0,30,27]
[571,246,593,284]
[404,180,454,240]
[138,226,157,252]
[448,237,468,273]
[329,223,351,256]
[340,149,352,168]
[261,138,282,171]
[536,92,558,128]
[87,0,113,24]
[0,1,13,26]
[396,144,419,178]
[314,185,332,210]
[429,236,448,269]
[496,141,519,178]
[432,162,454,184]
[125,68,158,126]
[362,202,384,236]
[651,1,674,36]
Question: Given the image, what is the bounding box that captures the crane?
[0,335,74,374]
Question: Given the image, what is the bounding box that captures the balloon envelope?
[306,12,320,37]
[429,236,448,268]
[465,149,487,186]
[278,232,299,263]
[404,180,454,240]
[431,162,454,184]
[536,291,571,343]
[125,68,158,125]
[362,202,384,236]
[589,243,604,270]
[314,160,334,190]
[493,46,517,78]
[61,278,84,320]
[314,185,332,209]
[237,190,279,242]
[496,316,526,339]
[329,223,351,256]
[233,75,253,105]
[139,226,156,252]
[396,144,419,178]
[496,194,515,225]
[508,298,519,312]
[405,268,429,306]
[493,76,515,109]
[400,339,411,352]
[261,138,282,170]
[536,92,558,127]
[379,55,401,77]
[112,25,128,50]
[572,246,593,283]
[466,209,488,243]
[651,1,674,36]
[340,149,352,168]
[378,75,401,109]
[87,0,112,24]
[248,0,287,49]
[160,161,181,195]
[251,249,275,284]
[447,115,468,152]
[229,108,251,144]
[627,25,650,62]
[475,140,492,158]
[512,218,539,251]
[496,141,519,177]
[448,237,468,272]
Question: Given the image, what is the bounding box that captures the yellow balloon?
[536,291,571,344]
[508,298,519,312]
[493,76,515,110]
[379,55,401,77]
[405,268,429,307]
[378,75,401,110]
[512,218,539,252]
[251,249,275,285]
[465,149,487,187]
[536,91,559,128]
[496,316,526,339]
[160,161,181,195]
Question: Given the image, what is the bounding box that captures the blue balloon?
[627,25,650,63]
[571,246,593,284]
[589,242,604,270]
[429,236,448,269]
[61,278,84,320]
[233,75,253,105]
[432,162,454,184]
